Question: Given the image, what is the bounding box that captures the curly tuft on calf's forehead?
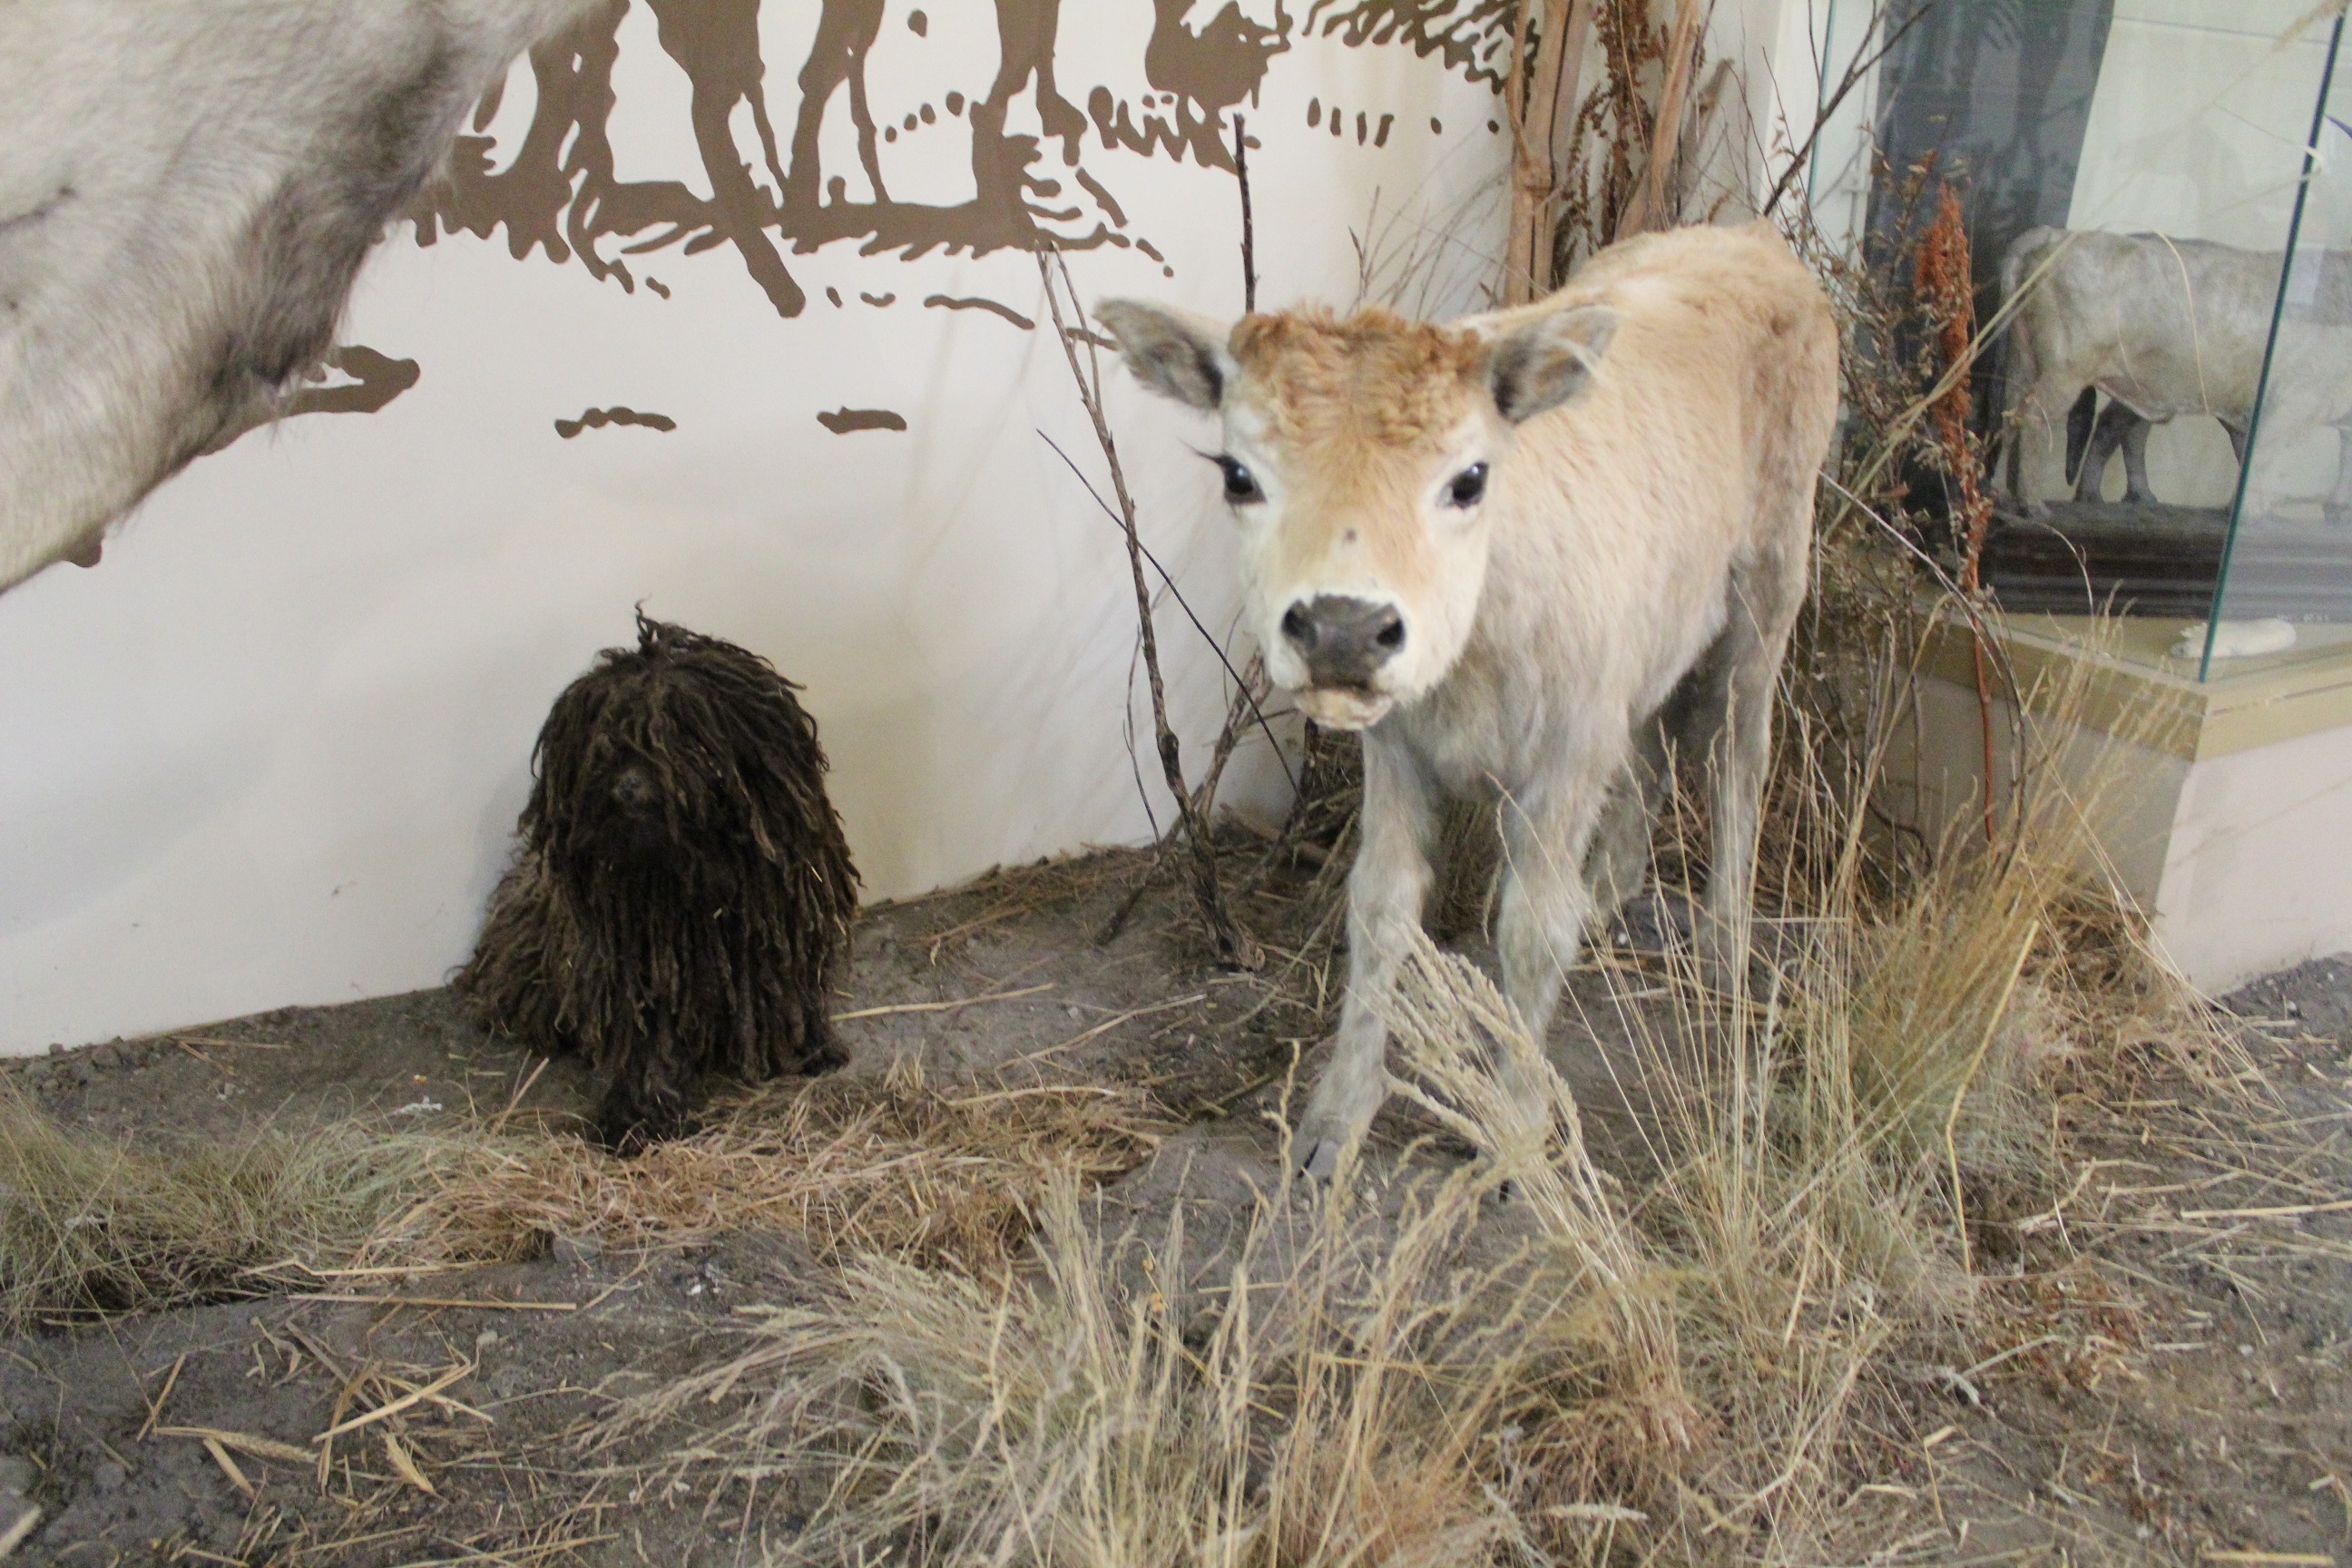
[1228,307,1489,447]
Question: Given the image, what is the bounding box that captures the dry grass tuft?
[385,1063,1165,1278]
[0,1091,451,1325]
[597,1149,1555,1566]
[593,913,1938,1564]
[0,1064,1164,1326]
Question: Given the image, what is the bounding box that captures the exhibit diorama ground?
[1,838,2348,1568]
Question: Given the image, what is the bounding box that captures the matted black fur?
[460,612,858,1150]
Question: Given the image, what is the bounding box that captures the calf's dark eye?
[1218,456,1264,504]
[1446,462,1489,507]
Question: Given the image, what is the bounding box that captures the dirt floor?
[2,847,2349,1566]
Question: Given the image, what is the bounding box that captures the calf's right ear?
[1482,302,1619,424]
[1095,299,1237,411]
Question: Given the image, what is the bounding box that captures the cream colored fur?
[0,0,593,592]
[1103,221,1840,1176]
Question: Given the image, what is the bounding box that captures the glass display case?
[1854,1,2352,680]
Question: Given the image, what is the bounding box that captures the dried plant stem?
[1079,122,1272,953]
[1916,181,2001,845]
[1190,652,1272,822]
[1036,249,1259,968]
[1233,113,1257,314]
[1945,921,2038,1274]
[1760,3,1934,220]
[1617,0,1706,237]
[1503,0,1594,303]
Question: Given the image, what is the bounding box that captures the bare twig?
[153,1426,315,1466]
[1036,249,1259,968]
[287,1295,576,1312]
[1761,3,1936,220]
[832,983,1054,1022]
[1503,0,1595,302]
[1916,181,2001,845]
[1035,434,1291,796]
[1618,0,1708,237]
[1233,113,1257,314]
[136,1352,185,1442]
[0,1504,41,1561]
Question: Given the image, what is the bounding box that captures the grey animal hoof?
[1298,1137,1343,1182]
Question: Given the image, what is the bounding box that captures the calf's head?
[1098,298,1616,728]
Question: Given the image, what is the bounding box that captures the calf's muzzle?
[1281,593,1405,690]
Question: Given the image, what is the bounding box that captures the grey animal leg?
[1687,548,1805,989]
[2120,410,2157,505]
[1494,761,1618,1127]
[2065,387,2100,494]
[2074,397,2149,503]
[1582,713,1671,939]
[1293,733,1436,1179]
[2328,427,2352,526]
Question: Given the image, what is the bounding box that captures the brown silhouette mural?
[554,406,679,436]
[818,407,909,434]
[403,0,1504,319]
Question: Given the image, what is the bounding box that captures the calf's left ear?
[1481,302,1619,424]
[1096,299,1237,411]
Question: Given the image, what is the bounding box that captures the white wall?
[0,3,1509,1053]
[1682,0,1879,251]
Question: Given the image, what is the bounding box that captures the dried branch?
[1916,181,2000,847]
[1503,0,1596,303]
[1035,249,1260,969]
[1035,429,1289,780]
[1760,2,1936,221]
[1234,113,1257,314]
[1616,0,1707,237]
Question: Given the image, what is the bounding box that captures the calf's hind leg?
[1493,755,1623,1122]
[1581,714,1671,940]
[1684,554,1804,986]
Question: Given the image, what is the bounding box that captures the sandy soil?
[1,854,2347,1566]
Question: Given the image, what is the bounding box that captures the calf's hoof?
[1296,1136,1346,1183]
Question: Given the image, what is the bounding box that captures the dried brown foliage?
[0,1066,1164,1325]
[387,1065,1165,1279]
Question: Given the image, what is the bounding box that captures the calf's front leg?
[1295,732,1436,1179]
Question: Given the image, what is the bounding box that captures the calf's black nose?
[1280,594,1405,688]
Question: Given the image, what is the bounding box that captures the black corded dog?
[461,612,858,1149]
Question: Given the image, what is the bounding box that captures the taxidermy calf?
[461,613,859,1151]
[1101,221,1838,1178]
[0,0,594,591]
